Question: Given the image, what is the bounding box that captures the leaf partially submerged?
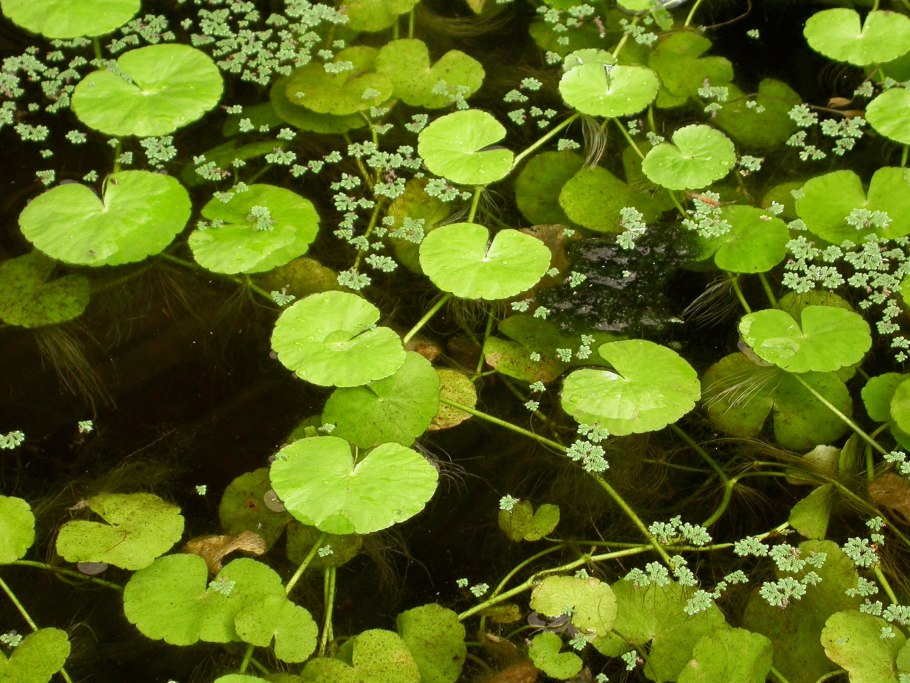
[0,252,90,328]
[376,39,484,108]
[0,628,70,683]
[285,47,392,116]
[0,495,35,564]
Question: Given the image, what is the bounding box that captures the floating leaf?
[559,56,659,118]
[0,495,34,564]
[0,252,90,328]
[795,167,910,241]
[703,205,789,273]
[429,368,477,430]
[702,353,852,451]
[271,291,406,387]
[528,632,583,680]
[269,436,438,535]
[863,373,906,423]
[124,555,307,647]
[270,76,366,134]
[301,630,421,682]
[868,87,910,145]
[515,150,584,225]
[189,185,319,274]
[285,47,392,116]
[559,164,667,232]
[19,171,190,267]
[1,0,138,38]
[384,179,451,274]
[593,580,726,682]
[821,610,906,683]
[0,628,70,683]
[418,223,551,300]
[499,500,560,542]
[677,627,773,683]
[55,492,184,570]
[234,592,318,663]
[530,575,617,638]
[322,351,440,448]
[648,31,733,108]
[804,9,910,66]
[72,44,222,137]
[739,306,871,373]
[742,540,861,683]
[341,0,420,32]
[714,79,801,148]
[397,605,466,683]
[219,468,292,549]
[375,39,484,108]
[561,340,700,435]
[641,124,736,190]
[417,110,514,186]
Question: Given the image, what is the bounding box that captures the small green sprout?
[0,431,25,449]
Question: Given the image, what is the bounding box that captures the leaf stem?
[468,186,483,223]
[403,293,452,345]
[318,566,337,657]
[592,475,673,565]
[757,272,778,308]
[286,532,326,596]
[511,112,581,170]
[612,116,645,160]
[12,560,123,591]
[473,309,496,378]
[768,665,793,683]
[437,397,566,451]
[729,276,751,314]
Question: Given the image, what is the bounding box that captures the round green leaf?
[862,373,906,423]
[789,484,837,540]
[892,377,910,434]
[375,39,484,109]
[72,44,222,137]
[285,47,391,116]
[714,79,801,148]
[322,351,440,448]
[418,223,551,300]
[0,0,138,38]
[269,436,439,535]
[822,610,906,683]
[647,31,733,109]
[530,575,617,637]
[397,604,467,683]
[559,61,659,118]
[189,185,319,274]
[0,495,35,564]
[234,593,318,664]
[677,627,773,683]
[0,252,90,328]
[55,493,184,570]
[430,368,477,431]
[709,205,789,273]
[559,164,668,232]
[219,468,292,549]
[498,500,560,542]
[0,628,70,683]
[384,178,451,274]
[124,555,297,646]
[804,9,910,66]
[641,124,736,190]
[19,171,190,266]
[515,150,584,225]
[342,0,420,32]
[561,340,700,435]
[739,306,871,373]
[702,353,852,451]
[270,76,366,134]
[301,630,421,683]
[270,291,406,387]
[867,88,910,145]
[528,632,583,680]
[417,110,514,186]
[592,580,726,683]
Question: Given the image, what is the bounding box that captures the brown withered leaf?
[184,530,267,574]
[869,472,910,525]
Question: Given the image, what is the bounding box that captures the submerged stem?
[511,113,581,170]
[318,566,337,657]
[403,293,452,345]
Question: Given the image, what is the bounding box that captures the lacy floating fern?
[3,0,910,682]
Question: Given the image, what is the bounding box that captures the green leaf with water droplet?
[559,57,659,118]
